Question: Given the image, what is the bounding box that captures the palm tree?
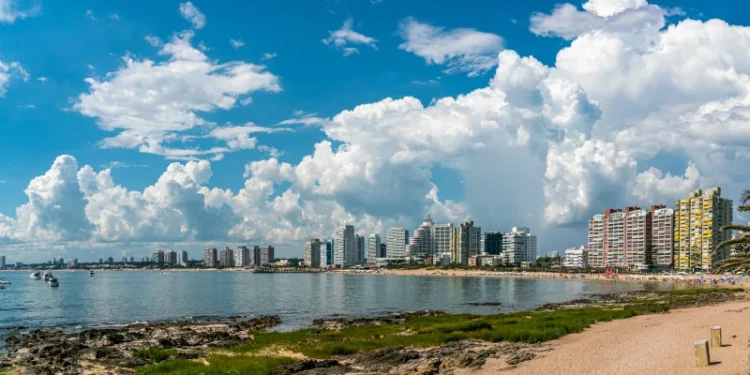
[714,189,750,273]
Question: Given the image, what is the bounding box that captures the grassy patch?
[655,287,744,296]
[134,355,296,375]
[232,304,669,359]
[133,348,177,363]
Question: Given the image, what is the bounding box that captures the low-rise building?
[563,246,588,268]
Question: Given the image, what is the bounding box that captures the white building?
[366,234,381,263]
[409,217,434,256]
[234,246,251,267]
[334,225,357,267]
[563,246,588,268]
[304,239,322,268]
[177,250,189,266]
[320,240,332,267]
[502,227,537,266]
[386,228,409,258]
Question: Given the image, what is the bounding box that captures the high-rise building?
[67,258,79,268]
[0,255,5,269]
[163,250,177,266]
[482,232,503,255]
[433,223,453,256]
[334,225,356,266]
[233,246,250,267]
[176,250,188,266]
[674,188,733,271]
[587,213,605,268]
[379,243,387,258]
[409,217,434,257]
[220,247,234,267]
[107,256,114,264]
[356,234,365,264]
[366,234,381,261]
[651,205,674,268]
[563,246,588,268]
[319,240,333,267]
[623,207,651,269]
[151,251,164,267]
[450,221,481,265]
[502,227,537,266]
[386,228,409,258]
[204,248,218,267]
[255,245,275,266]
[304,239,322,268]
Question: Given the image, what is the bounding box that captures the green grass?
[134,287,744,374]
[655,287,744,296]
[133,348,178,363]
[134,355,296,375]
[230,304,669,360]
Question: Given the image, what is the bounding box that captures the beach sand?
[465,296,750,375]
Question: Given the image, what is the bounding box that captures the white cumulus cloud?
[398,17,504,76]
[323,17,378,55]
[179,1,206,29]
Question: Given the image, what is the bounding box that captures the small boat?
[0,285,5,290]
[30,271,41,280]
[0,280,10,285]
[43,271,52,282]
[48,277,59,287]
[89,270,95,277]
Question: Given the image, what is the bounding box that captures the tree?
[714,189,750,273]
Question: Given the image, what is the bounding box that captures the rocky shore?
[0,315,280,375]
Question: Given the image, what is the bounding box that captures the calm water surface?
[0,271,674,331]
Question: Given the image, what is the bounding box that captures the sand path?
[469,298,750,375]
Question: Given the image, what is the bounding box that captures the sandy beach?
[464,296,750,375]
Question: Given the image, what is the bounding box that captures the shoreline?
[2,288,745,375]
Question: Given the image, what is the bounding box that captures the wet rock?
[2,315,281,375]
[312,311,445,330]
[350,346,421,372]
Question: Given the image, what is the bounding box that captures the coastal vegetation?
[132,348,178,363]
[132,288,743,375]
[716,189,750,272]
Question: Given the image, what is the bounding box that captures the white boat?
[43,271,52,282]
[48,277,59,287]
[0,280,10,285]
[30,271,41,280]
[89,270,95,276]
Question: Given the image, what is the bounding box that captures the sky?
[1,0,749,263]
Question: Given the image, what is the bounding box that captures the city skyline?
[1,0,750,263]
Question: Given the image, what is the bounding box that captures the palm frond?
[721,224,750,233]
[713,235,750,254]
[739,205,750,213]
[740,189,750,205]
[715,254,750,273]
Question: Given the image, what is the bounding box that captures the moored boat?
[48,277,59,287]
[30,271,41,280]
[43,271,52,282]
[0,280,11,285]
[89,270,95,276]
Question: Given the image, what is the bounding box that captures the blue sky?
[1,0,749,262]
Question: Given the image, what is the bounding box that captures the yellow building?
[674,187,733,271]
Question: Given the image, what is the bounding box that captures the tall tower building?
[502,227,536,266]
[623,206,651,269]
[409,216,434,257]
[356,234,365,264]
[235,246,251,267]
[177,250,189,266]
[220,247,234,267]
[334,225,356,266]
[482,232,503,255]
[432,223,453,256]
[386,228,409,257]
[674,188,733,271]
[366,234,381,261]
[651,205,674,267]
[0,256,5,269]
[203,248,218,267]
[450,221,481,265]
[320,240,333,266]
[304,239,322,268]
